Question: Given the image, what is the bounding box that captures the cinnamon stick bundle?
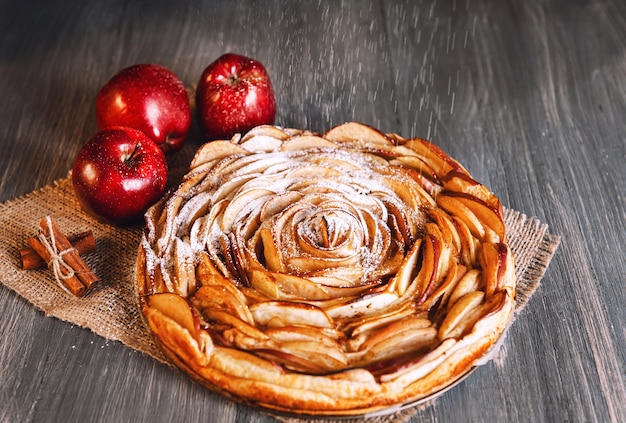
[25,216,99,297]
[21,231,95,270]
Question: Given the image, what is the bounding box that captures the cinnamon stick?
[26,236,87,297]
[21,231,95,270]
[39,217,99,289]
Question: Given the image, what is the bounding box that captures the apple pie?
[136,122,516,416]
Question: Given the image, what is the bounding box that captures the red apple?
[96,64,191,154]
[72,127,168,225]
[196,53,276,140]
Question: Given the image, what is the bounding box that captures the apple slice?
[190,140,250,168]
[238,135,284,152]
[196,249,226,281]
[378,338,457,383]
[438,290,485,340]
[479,242,512,298]
[358,325,438,365]
[143,305,213,366]
[380,198,415,246]
[389,157,441,197]
[286,255,361,274]
[358,316,433,351]
[389,154,438,180]
[284,164,343,180]
[420,261,465,311]
[220,188,275,232]
[437,194,486,240]
[325,290,400,320]
[443,191,505,243]
[280,134,339,151]
[249,269,332,301]
[210,173,257,203]
[381,173,430,213]
[222,154,288,179]
[309,277,382,299]
[190,199,226,249]
[192,285,253,324]
[442,170,502,210]
[324,122,395,146]
[452,215,479,267]
[203,308,269,349]
[204,308,266,338]
[275,339,348,370]
[172,237,197,297]
[404,138,462,178]
[428,208,462,255]
[447,268,482,308]
[239,125,290,142]
[258,191,303,222]
[147,293,197,337]
[386,239,421,296]
[345,301,416,340]
[414,233,440,306]
[176,191,213,234]
[255,341,347,374]
[249,301,334,329]
[258,226,286,273]
[265,325,343,348]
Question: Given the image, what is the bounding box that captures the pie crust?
[136,122,516,416]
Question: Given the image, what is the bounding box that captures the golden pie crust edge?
[136,122,516,416]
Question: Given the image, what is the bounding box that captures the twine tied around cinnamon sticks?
[38,229,76,293]
[22,216,98,297]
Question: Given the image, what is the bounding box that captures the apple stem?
[226,74,239,87]
[124,143,141,165]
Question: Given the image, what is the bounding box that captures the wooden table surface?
[1,1,624,422]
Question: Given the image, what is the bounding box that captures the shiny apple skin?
[72,127,168,225]
[96,64,191,154]
[196,53,276,140]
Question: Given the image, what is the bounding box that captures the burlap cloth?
[0,174,560,423]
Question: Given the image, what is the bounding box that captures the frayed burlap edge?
[0,176,560,422]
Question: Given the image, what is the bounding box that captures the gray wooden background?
[1,1,624,422]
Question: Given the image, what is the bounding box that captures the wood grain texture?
[0,1,624,422]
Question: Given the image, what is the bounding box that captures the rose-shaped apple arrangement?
[137,122,516,415]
